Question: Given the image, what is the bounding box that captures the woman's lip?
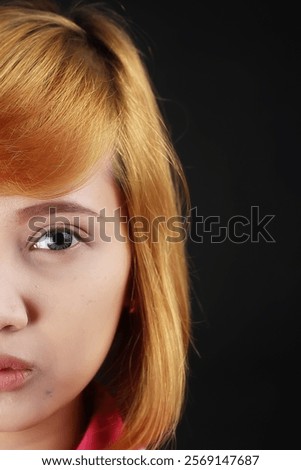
[0,354,34,371]
[0,355,34,392]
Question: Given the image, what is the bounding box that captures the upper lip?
[0,354,34,371]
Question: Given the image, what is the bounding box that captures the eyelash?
[31,227,84,252]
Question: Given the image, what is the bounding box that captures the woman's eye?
[32,228,81,251]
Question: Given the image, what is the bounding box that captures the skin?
[0,161,131,449]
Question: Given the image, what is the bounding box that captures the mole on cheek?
[45,389,54,397]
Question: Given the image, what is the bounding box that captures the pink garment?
[75,383,123,450]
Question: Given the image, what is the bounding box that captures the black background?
[63,1,300,449]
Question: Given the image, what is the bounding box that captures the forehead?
[60,158,120,209]
[0,158,122,219]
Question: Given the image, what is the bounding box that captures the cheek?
[40,243,131,388]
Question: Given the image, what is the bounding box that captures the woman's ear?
[124,255,137,314]
[128,300,136,314]
[124,278,136,314]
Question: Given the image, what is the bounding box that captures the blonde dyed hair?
[0,0,191,449]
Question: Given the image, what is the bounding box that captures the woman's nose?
[0,278,29,332]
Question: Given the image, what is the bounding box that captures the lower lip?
[0,369,32,392]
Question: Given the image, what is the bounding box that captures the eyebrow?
[17,201,100,223]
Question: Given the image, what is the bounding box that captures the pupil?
[50,231,72,250]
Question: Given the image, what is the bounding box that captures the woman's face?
[0,161,131,431]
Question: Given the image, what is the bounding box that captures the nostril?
[0,324,22,332]
[0,312,29,331]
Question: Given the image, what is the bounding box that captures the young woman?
[0,0,191,450]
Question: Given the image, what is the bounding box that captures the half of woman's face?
[0,160,131,431]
